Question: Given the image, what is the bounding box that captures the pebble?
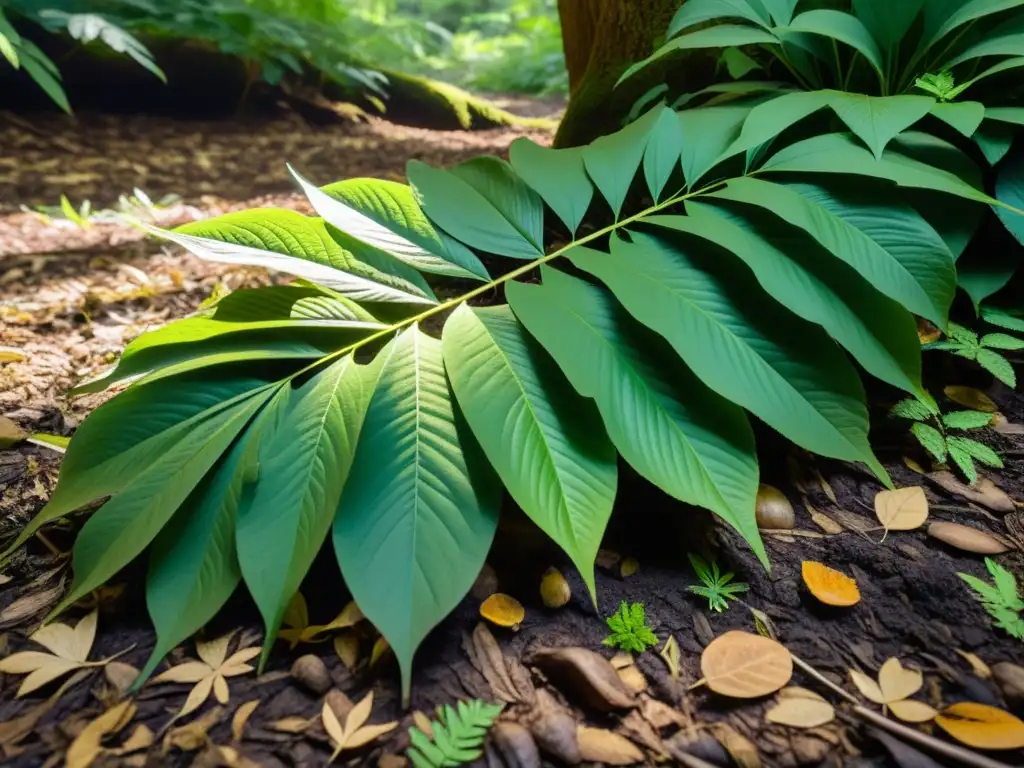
[290,654,331,695]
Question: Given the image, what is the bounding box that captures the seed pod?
[756,484,795,530]
[540,567,571,609]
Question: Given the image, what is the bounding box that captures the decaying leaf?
[0,610,105,696]
[700,631,792,698]
[231,700,260,742]
[333,632,360,670]
[658,635,681,681]
[765,687,835,728]
[463,622,525,704]
[112,724,155,755]
[747,606,778,640]
[268,716,312,734]
[918,318,942,344]
[616,662,647,693]
[104,661,139,695]
[944,386,997,413]
[412,710,434,738]
[712,722,761,768]
[479,594,525,629]
[904,456,927,474]
[992,412,1024,435]
[0,670,89,758]
[805,500,844,535]
[150,632,261,717]
[528,647,637,711]
[540,567,571,608]
[801,562,860,607]
[65,700,136,768]
[955,650,992,680]
[321,691,397,761]
[927,522,1010,555]
[576,725,644,765]
[163,706,222,752]
[928,472,1015,514]
[620,557,640,578]
[849,658,937,723]
[279,593,364,648]
[935,702,1024,750]
[874,487,929,533]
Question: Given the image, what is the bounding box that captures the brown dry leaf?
[813,468,838,505]
[801,562,860,607]
[540,567,571,608]
[805,500,844,535]
[918,318,942,344]
[231,700,259,742]
[944,386,997,413]
[849,658,937,723]
[112,724,155,755]
[874,487,929,533]
[333,632,359,670]
[528,647,637,711]
[150,632,261,717]
[928,471,1015,513]
[956,650,992,679]
[321,691,397,761]
[700,631,792,698]
[576,725,644,765]
[0,417,25,449]
[620,557,640,578]
[65,700,135,768]
[935,702,1024,750]
[595,550,622,570]
[412,711,434,738]
[479,593,525,629]
[104,661,139,694]
[164,706,222,752]
[991,412,1024,435]
[464,622,521,703]
[712,723,761,768]
[0,609,104,696]
[766,687,835,728]
[617,664,647,693]
[0,576,67,626]
[658,635,681,681]
[927,522,1010,554]
[268,717,312,734]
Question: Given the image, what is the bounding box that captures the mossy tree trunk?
[554,0,714,148]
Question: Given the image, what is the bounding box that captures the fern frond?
[407,700,504,768]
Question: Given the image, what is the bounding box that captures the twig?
[790,655,1013,768]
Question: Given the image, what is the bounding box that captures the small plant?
[925,322,1024,389]
[407,700,504,768]
[959,558,1024,641]
[687,553,749,613]
[603,601,658,653]
[914,71,958,102]
[890,396,1002,485]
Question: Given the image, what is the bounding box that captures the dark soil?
[1,105,1023,768]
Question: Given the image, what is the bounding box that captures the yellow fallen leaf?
[802,562,860,607]
[658,635,681,681]
[955,650,992,679]
[849,658,935,723]
[903,455,926,474]
[65,700,135,768]
[944,386,997,413]
[151,632,260,717]
[888,699,938,723]
[231,700,260,742]
[918,318,942,345]
[874,487,929,533]
[701,631,792,698]
[935,702,1024,750]
[0,346,25,363]
[333,632,359,670]
[0,610,104,696]
[278,593,363,647]
[577,725,644,765]
[479,593,525,629]
[112,724,154,755]
[369,636,391,667]
[321,691,397,762]
[766,687,835,728]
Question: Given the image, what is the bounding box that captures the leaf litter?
[150,631,261,717]
[321,690,397,762]
[849,657,938,723]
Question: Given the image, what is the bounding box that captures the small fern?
[925,322,1024,388]
[603,601,658,653]
[407,700,504,768]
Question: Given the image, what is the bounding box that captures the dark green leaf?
[828,94,935,159]
[508,140,592,236]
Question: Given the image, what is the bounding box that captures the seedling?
[407,700,504,768]
[925,321,1024,388]
[959,558,1024,641]
[890,396,1002,484]
[914,70,959,101]
[603,601,658,653]
[687,554,749,613]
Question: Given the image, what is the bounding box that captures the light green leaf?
[725,90,833,160]
[828,93,935,159]
[785,10,884,80]
[912,421,947,462]
[407,158,543,259]
[571,233,885,479]
[946,437,978,484]
[955,437,1004,469]
[49,386,275,618]
[649,203,923,396]
[942,410,995,430]
[336,326,501,705]
[667,0,770,38]
[678,103,759,188]
[947,32,1024,68]
[983,306,1024,332]
[506,267,766,567]
[708,176,954,326]
[986,108,1024,127]
[983,333,1024,350]
[930,102,985,138]
[644,107,686,201]
[619,26,779,86]
[508,140,592,236]
[977,349,1017,386]
[19,46,70,114]
[442,304,617,599]
[237,356,370,667]
[583,106,661,218]
[291,167,489,282]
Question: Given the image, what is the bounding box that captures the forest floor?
[1,102,1023,768]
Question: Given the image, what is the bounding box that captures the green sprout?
[687,553,749,613]
[603,601,658,653]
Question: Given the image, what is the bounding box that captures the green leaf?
[206,285,378,324]
[853,0,924,49]
[644,106,686,201]
[508,141,592,236]
[678,103,759,187]
[648,204,923,397]
[582,106,661,218]
[977,348,1017,387]
[975,122,1017,167]
[726,90,833,159]
[237,356,370,668]
[948,322,980,345]
[929,0,1024,49]
[673,81,795,109]
[506,267,766,567]
[442,304,617,600]
[49,385,275,618]
[407,157,544,259]
[19,47,70,114]
[721,46,763,79]
[290,168,489,282]
[929,102,985,138]
[407,701,504,768]
[912,422,948,462]
[335,327,501,705]
[995,145,1024,255]
[946,31,1024,68]
[157,210,436,305]
[955,57,1024,98]
[942,410,995,430]
[983,332,1024,350]
[953,436,1004,468]
[986,108,1024,127]
[0,31,17,68]
[708,176,954,326]
[0,373,270,562]
[983,306,1024,332]
[785,10,884,81]
[761,0,798,25]
[828,94,935,159]
[571,233,884,479]
[890,397,935,421]
[946,437,979,484]
[667,0,770,38]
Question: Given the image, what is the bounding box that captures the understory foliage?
[407,700,504,767]
[6,0,1024,703]
[959,557,1024,640]
[603,601,658,653]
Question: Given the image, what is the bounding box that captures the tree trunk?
[554,0,714,148]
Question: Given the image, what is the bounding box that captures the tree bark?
[554,0,714,148]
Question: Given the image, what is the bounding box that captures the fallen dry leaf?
[928,472,1015,514]
[0,346,25,363]
[934,702,1024,750]
[540,567,571,608]
[712,722,761,768]
[849,658,937,723]
[370,636,392,667]
[66,700,135,768]
[150,632,260,717]
[0,670,89,757]
[0,610,105,696]
[111,724,154,755]
[801,562,860,607]
[479,593,525,629]
[700,631,792,698]
[918,318,942,344]
[805,500,844,535]
[529,647,637,711]
[104,661,139,694]
[268,716,312,734]
[927,522,1010,555]
[903,455,927,474]
[321,691,397,761]
[944,386,996,413]
[231,700,259,742]
[766,687,835,728]
[956,650,992,680]
[576,725,644,765]
[333,632,359,670]
[874,487,929,533]
[163,706,222,752]
[658,635,681,681]
[616,663,647,693]
[278,593,363,648]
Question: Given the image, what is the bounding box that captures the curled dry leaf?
[528,647,637,711]
[0,609,103,696]
[658,635,681,681]
[616,663,647,694]
[766,687,835,729]
[700,631,792,699]
[231,700,260,742]
[480,594,525,629]
[918,319,942,344]
[801,562,860,607]
[755,484,795,530]
[576,725,644,765]
[540,567,571,609]
[927,522,1010,555]
[321,691,398,761]
[65,700,136,768]
[874,487,929,532]
[934,702,1024,750]
[150,632,261,717]
[279,593,364,648]
[944,386,997,413]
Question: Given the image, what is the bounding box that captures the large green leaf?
[505,267,766,567]
[996,143,1024,248]
[761,0,798,25]
[828,94,935,159]
[236,356,370,667]
[620,26,780,85]
[571,233,884,479]
[0,373,269,562]
[442,304,617,599]
[929,0,1024,49]
[290,168,489,282]
[156,211,436,305]
[205,285,377,324]
[508,141,592,236]
[667,0,770,38]
[648,204,922,396]
[930,102,986,138]
[137,415,262,684]
[974,121,1017,166]
[785,10,884,80]
[48,385,275,618]
[335,326,501,704]
[407,157,544,259]
[678,103,758,187]
[644,106,686,201]
[853,0,924,49]
[956,57,1024,97]
[583,106,661,218]
[946,32,1024,68]
[707,176,955,325]
[986,108,1024,127]
[725,90,833,159]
